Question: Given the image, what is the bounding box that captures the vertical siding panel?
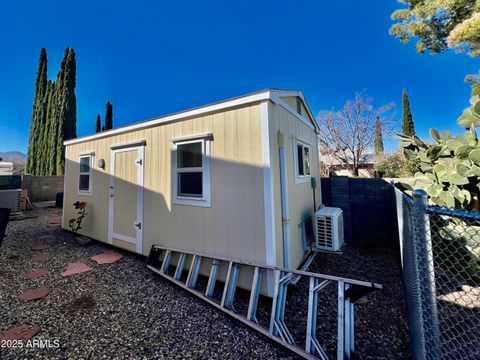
[158,125,167,246]
[183,119,193,137]
[154,125,162,247]
[250,104,265,261]
[193,116,203,135]
[203,114,213,134]
[202,113,214,255]
[224,109,240,258]
[236,106,253,260]
[212,112,226,257]
[165,123,175,247]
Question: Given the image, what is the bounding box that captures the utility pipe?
[278,131,290,268]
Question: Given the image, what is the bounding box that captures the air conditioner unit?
[314,206,344,252]
[0,189,21,214]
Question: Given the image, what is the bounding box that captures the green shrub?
[375,150,416,178]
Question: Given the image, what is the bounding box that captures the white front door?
[108,145,144,254]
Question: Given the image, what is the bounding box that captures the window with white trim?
[78,155,93,195]
[294,139,311,183]
[173,136,211,207]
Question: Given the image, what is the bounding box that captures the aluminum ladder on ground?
[146,245,382,360]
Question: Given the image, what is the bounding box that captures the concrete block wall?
[22,175,64,202]
[321,176,399,249]
[330,177,353,242]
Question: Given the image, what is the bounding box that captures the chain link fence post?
[396,187,425,359]
[397,186,480,359]
[412,189,442,359]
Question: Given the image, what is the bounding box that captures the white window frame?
[172,135,211,207]
[293,138,311,184]
[78,154,94,196]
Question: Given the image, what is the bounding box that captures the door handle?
[135,222,142,229]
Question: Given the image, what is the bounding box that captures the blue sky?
[0,0,478,153]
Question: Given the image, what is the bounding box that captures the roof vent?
[296,97,302,115]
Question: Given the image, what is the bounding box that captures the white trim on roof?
[64,89,317,146]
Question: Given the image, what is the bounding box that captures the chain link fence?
[396,188,480,359]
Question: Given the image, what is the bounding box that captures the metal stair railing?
[147,245,382,360]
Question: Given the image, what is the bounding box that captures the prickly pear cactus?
[457,95,480,129]
[398,96,480,209]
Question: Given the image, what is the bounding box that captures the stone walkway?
[1,208,124,352]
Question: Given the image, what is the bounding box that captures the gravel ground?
[0,207,410,359]
[311,246,411,358]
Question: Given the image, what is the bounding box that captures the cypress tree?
[47,48,77,175]
[47,50,66,175]
[105,101,113,130]
[48,49,66,175]
[33,58,51,176]
[95,114,101,133]
[44,80,56,175]
[37,80,55,175]
[374,116,384,156]
[402,89,415,136]
[26,48,48,175]
[63,49,77,141]
[56,48,76,175]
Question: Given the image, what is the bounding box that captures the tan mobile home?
[62,89,321,292]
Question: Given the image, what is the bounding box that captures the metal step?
[147,245,382,360]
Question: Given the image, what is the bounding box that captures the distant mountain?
[0,151,27,165]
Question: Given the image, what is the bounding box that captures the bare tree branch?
[317,91,395,176]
